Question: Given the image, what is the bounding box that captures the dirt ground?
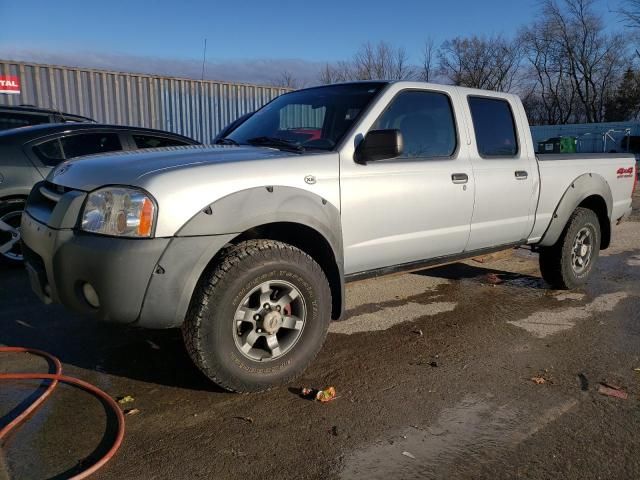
[1,192,639,480]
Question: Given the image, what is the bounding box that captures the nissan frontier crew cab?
[21,81,636,392]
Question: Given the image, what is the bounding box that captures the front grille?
[43,181,73,194]
[39,183,63,203]
[25,181,72,225]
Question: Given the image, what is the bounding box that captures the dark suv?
[0,105,94,131]
[0,123,199,263]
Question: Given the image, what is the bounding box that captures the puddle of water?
[329,302,457,335]
[339,396,577,480]
[508,291,630,338]
[345,276,450,310]
[627,255,640,267]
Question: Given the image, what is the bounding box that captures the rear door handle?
[451,173,468,184]
[515,170,528,180]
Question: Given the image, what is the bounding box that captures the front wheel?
[539,207,601,289]
[182,240,332,392]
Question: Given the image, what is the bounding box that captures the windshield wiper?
[246,136,305,153]
[214,137,239,146]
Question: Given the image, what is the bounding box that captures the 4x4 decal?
[617,167,633,178]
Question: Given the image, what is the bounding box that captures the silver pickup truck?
[21,81,636,392]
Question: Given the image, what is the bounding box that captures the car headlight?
[81,187,156,238]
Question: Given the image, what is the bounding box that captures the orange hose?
[0,347,125,480]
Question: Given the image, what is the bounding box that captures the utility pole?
[201,38,207,81]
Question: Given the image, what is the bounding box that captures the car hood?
[48,145,297,191]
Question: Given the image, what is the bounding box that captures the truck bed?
[529,153,636,242]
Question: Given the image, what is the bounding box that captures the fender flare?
[176,186,343,260]
[138,186,344,328]
[538,173,612,247]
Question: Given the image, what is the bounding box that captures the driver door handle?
[451,173,468,184]
[515,170,528,180]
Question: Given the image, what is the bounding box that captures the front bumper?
[21,181,237,327]
[22,212,236,327]
[21,212,170,323]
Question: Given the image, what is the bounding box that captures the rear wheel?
[539,207,601,289]
[182,239,332,392]
[0,199,25,265]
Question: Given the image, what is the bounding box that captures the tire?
[182,239,332,393]
[0,199,26,266]
[539,207,601,290]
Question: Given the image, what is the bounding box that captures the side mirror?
[354,129,403,164]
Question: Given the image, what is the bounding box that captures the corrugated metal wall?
[0,60,290,143]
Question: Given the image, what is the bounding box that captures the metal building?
[0,60,290,143]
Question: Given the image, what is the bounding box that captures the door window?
[468,97,519,157]
[33,139,65,166]
[0,112,49,131]
[60,132,122,158]
[372,90,457,159]
[132,134,190,149]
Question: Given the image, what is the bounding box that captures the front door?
[340,87,475,275]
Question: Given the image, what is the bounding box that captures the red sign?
[0,76,20,94]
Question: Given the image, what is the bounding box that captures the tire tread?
[182,239,330,393]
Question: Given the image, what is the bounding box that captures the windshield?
[226,82,388,151]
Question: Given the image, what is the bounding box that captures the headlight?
[81,187,156,238]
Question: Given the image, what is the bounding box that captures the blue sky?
[0,0,624,84]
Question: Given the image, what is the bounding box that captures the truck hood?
[49,145,297,191]
[48,144,340,237]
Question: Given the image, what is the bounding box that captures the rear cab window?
[468,97,519,157]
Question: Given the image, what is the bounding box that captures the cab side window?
[468,97,519,157]
[60,133,122,159]
[371,90,457,159]
[33,139,65,166]
[132,134,190,149]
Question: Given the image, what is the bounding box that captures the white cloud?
[0,47,325,87]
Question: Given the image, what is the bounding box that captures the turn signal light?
[138,198,154,237]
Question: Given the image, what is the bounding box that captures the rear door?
[464,95,538,250]
[340,85,475,275]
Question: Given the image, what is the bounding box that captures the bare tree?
[618,0,640,59]
[352,41,415,80]
[620,0,640,28]
[318,61,355,84]
[318,41,415,84]
[419,38,437,82]
[271,70,303,89]
[520,22,578,124]
[438,35,522,91]
[540,0,627,123]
